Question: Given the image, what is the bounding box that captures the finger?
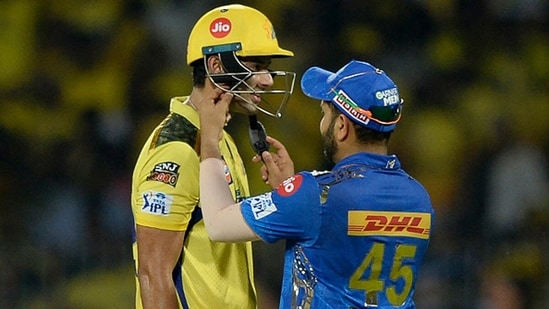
[266,136,285,151]
[262,152,286,188]
[260,166,269,182]
[200,88,225,108]
[261,151,278,174]
[209,88,224,102]
[217,91,233,109]
[266,136,290,158]
[252,154,263,164]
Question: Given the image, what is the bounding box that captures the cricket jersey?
[131,97,256,309]
[240,152,434,308]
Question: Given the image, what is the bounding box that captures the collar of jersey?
[334,152,401,170]
[170,96,200,128]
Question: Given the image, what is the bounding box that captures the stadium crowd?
[0,0,547,308]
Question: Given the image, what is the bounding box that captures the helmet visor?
[206,51,296,118]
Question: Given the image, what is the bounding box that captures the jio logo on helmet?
[210,17,232,38]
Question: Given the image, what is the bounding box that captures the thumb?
[218,91,233,109]
[262,151,277,171]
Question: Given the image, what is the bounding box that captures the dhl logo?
[348,211,431,239]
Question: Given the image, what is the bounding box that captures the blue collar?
[334,152,401,171]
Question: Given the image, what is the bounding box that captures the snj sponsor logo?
[348,211,431,239]
[147,162,180,187]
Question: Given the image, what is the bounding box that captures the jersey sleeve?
[240,172,321,244]
[132,142,199,231]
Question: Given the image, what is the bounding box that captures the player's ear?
[336,114,350,141]
[207,55,224,74]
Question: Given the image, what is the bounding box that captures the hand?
[198,89,233,159]
[252,136,294,189]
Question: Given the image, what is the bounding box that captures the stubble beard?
[322,122,338,167]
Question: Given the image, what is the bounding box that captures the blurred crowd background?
[0,0,548,308]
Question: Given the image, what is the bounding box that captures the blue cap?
[300,60,403,132]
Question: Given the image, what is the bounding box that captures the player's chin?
[232,101,258,115]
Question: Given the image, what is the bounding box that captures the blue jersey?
[241,152,434,308]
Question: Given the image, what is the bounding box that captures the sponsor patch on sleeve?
[276,174,303,197]
[141,191,173,216]
[146,162,180,187]
[248,192,277,220]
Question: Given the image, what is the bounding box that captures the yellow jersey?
[131,97,257,308]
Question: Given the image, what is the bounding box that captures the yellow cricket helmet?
[186,4,294,65]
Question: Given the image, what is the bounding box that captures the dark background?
[0,0,548,308]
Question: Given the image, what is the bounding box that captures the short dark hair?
[191,59,207,88]
[327,102,392,144]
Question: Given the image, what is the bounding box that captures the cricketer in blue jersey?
[198,60,435,308]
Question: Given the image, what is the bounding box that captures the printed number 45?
[349,242,417,306]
